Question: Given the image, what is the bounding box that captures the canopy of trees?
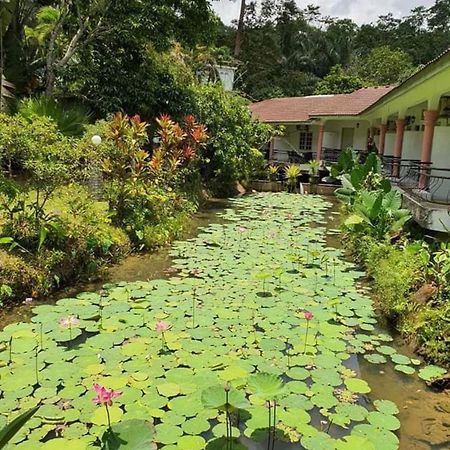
[0,0,449,109]
[217,0,450,99]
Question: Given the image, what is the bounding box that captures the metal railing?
[271,148,365,164]
[382,157,450,205]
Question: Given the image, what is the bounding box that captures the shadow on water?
[0,193,448,449]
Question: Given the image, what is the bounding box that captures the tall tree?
[234,0,246,57]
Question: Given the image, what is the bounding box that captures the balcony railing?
[271,148,364,164]
[382,157,450,205]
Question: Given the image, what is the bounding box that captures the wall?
[430,126,450,202]
[402,131,423,160]
[272,125,319,162]
[323,120,369,151]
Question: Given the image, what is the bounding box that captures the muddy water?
[0,195,448,449]
[326,204,450,450]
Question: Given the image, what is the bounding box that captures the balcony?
[382,157,450,232]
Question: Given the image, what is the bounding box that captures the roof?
[250,86,394,123]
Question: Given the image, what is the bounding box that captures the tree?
[314,65,366,95]
[25,0,112,96]
[352,46,416,85]
[234,0,246,57]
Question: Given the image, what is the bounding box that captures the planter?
[309,175,320,194]
[251,180,283,192]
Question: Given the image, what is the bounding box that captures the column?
[392,118,406,177]
[419,110,439,189]
[316,125,324,162]
[268,138,274,161]
[379,124,387,156]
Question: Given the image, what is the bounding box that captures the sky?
[211,0,436,26]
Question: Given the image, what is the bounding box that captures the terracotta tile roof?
[250,86,394,123]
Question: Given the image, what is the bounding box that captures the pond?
[0,193,448,450]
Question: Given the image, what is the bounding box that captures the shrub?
[366,242,424,317]
[18,95,92,136]
[191,84,277,194]
[0,185,130,302]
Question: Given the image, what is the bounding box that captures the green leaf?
[201,385,249,410]
[344,378,371,394]
[247,373,286,400]
[418,365,447,382]
[0,405,39,448]
[102,419,156,449]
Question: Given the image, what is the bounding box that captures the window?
[299,131,313,151]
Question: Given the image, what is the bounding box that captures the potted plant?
[284,164,301,193]
[308,160,320,194]
[267,164,281,191]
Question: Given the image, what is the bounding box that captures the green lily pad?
[344,378,371,394]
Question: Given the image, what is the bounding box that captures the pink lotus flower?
[59,316,80,328]
[92,383,122,407]
[304,311,314,321]
[287,213,294,220]
[190,268,201,277]
[155,320,171,333]
[238,226,247,233]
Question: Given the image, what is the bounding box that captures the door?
[341,128,355,149]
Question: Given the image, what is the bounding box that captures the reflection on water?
[0,194,448,449]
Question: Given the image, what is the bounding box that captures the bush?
[0,185,130,302]
[366,242,424,317]
[18,95,92,136]
[191,84,276,194]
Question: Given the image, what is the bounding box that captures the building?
[250,49,450,232]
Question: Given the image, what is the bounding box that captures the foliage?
[18,95,92,136]
[343,190,411,240]
[0,405,39,448]
[100,112,204,243]
[314,65,366,95]
[335,153,392,205]
[0,193,440,448]
[192,84,276,193]
[350,46,417,86]
[62,45,198,121]
[0,184,130,300]
[284,164,300,191]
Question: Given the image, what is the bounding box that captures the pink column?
[268,138,274,161]
[316,125,324,161]
[392,119,406,177]
[379,124,387,156]
[419,110,439,189]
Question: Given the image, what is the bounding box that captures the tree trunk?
[45,66,56,96]
[234,0,246,58]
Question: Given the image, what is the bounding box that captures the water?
[0,195,448,449]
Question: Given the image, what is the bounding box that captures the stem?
[225,390,231,450]
[105,403,112,430]
[267,401,271,450]
[286,338,290,369]
[303,321,309,354]
[8,336,12,365]
[192,289,196,329]
[271,401,277,450]
[326,418,333,434]
[35,346,39,385]
[161,332,166,352]
[40,323,43,350]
